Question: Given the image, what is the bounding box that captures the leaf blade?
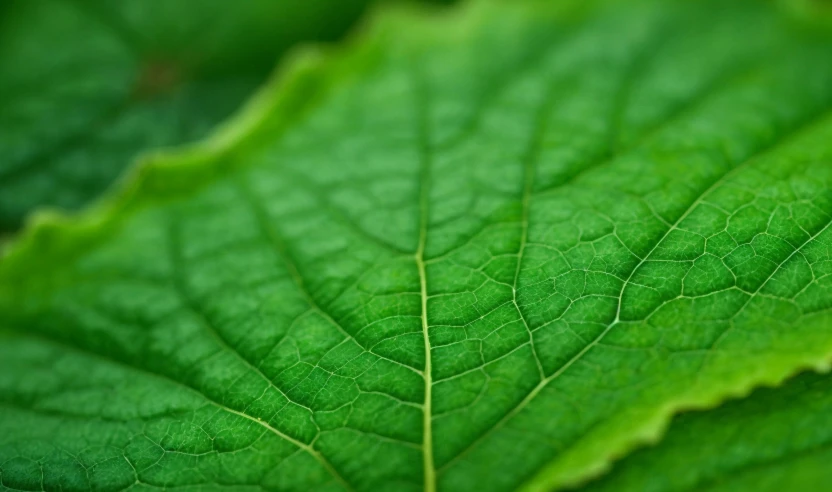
[2,1,832,491]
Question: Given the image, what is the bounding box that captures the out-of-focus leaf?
[582,371,832,492]
[2,0,832,491]
[0,0,379,232]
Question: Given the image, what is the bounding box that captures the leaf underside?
[2,1,832,492]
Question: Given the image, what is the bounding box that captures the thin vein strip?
[414,62,437,492]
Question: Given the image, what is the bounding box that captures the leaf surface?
[2,1,832,491]
[581,370,832,492]
[0,0,377,232]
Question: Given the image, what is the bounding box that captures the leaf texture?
[2,1,832,491]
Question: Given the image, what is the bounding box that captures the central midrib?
[417,236,435,492]
[414,65,437,492]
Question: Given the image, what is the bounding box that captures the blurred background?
[0,0,453,236]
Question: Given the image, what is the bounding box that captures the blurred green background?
[0,0,452,235]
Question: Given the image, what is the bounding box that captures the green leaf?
[0,0,376,233]
[581,370,832,492]
[2,0,832,491]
